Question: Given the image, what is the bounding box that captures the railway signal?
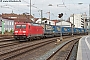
[58,13,63,18]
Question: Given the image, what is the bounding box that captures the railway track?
[0,35,13,39]
[0,41,19,48]
[0,35,81,60]
[0,38,57,60]
[0,35,70,43]
[0,35,14,42]
[48,39,79,60]
[0,38,15,42]
[0,36,70,48]
[37,37,80,60]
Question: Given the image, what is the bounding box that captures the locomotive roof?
[30,23,41,26]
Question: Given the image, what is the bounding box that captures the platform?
[77,35,90,60]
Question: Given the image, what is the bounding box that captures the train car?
[78,28,82,34]
[14,22,44,41]
[73,28,81,35]
[61,27,72,35]
[52,25,60,36]
[80,28,85,34]
[81,28,88,35]
[41,24,54,37]
[85,29,88,35]
[52,26,72,36]
[73,28,78,35]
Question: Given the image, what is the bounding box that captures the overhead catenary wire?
[1,0,84,20]
[22,0,61,19]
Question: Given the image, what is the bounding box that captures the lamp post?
[40,10,43,24]
[30,0,31,15]
[48,4,52,20]
[47,11,50,24]
[72,14,74,36]
[48,4,53,25]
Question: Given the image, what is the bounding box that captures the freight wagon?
[73,28,82,35]
[52,25,60,36]
[41,24,53,34]
[61,27,72,35]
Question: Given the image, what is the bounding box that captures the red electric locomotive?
[14,22,44,41]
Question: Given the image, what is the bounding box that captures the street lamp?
[40,10,43,24]
[48,4,53,25]
[30,0,31,16]
[38,10,43,24]
[78,2,83,5]
[72,14,74,36]
[46,11,50,24]
[48,4,53,6]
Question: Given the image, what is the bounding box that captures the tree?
[42,18,47,20]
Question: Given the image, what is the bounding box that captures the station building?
[0,13,34,33]
[0,17,14,32]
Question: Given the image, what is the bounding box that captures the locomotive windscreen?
[22,25,26,29]
[16,24,26,29]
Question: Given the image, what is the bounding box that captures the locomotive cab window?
[16,25,21,29]
[22,25,26,29]
[16,24,26,29]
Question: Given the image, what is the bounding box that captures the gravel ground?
[11,41,56,60]
[9,36,81,60]
[49,40,76,60]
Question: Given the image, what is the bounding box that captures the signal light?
[58,13,63,18]
[45,21,47,23]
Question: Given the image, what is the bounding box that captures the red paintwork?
[14,22,44,38]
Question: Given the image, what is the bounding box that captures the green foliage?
[5,30,8,33]
[0,31,2,34]
[10,29,13,33]
[42,18,47,20]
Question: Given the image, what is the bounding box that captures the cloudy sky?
[0,0,90,20]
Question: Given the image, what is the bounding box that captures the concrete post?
[1,20,4,34]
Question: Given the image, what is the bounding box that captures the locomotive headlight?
[23,31,26,33]
[15,31,18,33]
[23,34,26,35]
[15,33,17,35]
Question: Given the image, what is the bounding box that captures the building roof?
[51,20,59,23]
[1,13,34,22]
